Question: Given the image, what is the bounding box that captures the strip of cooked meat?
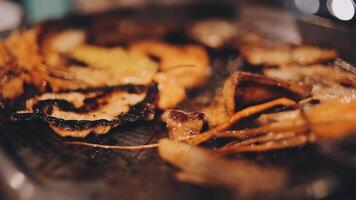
[222,71,311,113]
[65,45,158,85]
[0,29,90,100]
[162,110,206,141]
[187,71,310,128]
[264,64,356,102]
[239,37,337,66]
[0,28,160,102]
[12,85,157,137]
[129,40,211,109]
[41,29,87,67]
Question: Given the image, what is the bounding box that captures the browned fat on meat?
[264,64,356,102]
[239,39,337,66]
[162,110,207,141]
[12,86,156,137]
[222,72,311,113]
[0,28,159,102]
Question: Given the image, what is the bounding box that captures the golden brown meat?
[213,98,356,154]
[222,71,311,112]
[264,64,356,102]
[202,72,310,128]
[162,110,206,141]
[0,28,89,100]
[0,28,160,102]
[239,38,337,66]
[41,29,86,67]
[130,40,211,109]
[12,86,156,137]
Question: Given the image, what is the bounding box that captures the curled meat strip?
[204,71,311,127]
[130,40,211,109]
[12,85,156,137]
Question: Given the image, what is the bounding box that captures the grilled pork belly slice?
[65,45,159,85]
[12,85,156,137]
[222,71,311,113]
[130,40,211,109]
[0,29,159,102]
[41,29,87,67]
[162,110,207,141]
[201,72,310,128]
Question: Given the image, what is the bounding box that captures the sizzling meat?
[162,110,206,141]
[12,85,156,137]
[264,64,356,102]
[130,40,211,109]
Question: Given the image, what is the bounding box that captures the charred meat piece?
[162,110,207,141]
[199,71,310,128]
[0,29,97,100]
[222,71,311,112]
[12,85,156,137]
[0,28,160,104]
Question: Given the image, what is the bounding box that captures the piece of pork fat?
[222,71,311,113]
[12,85,157,137]
[129,40,211,109]
[162,110,207,141]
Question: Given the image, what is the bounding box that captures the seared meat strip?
[130,40,211,109]
[12,85,157,137]
[222,71,311,113]
[239,37,337,66]
[264,64,356,102]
